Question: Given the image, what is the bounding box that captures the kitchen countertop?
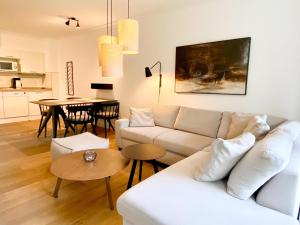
[0,87,52,92]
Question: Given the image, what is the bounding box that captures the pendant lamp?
[118,0,139,54]
[98,0,123,77]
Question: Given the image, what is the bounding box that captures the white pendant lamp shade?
[100,42,123,77]
[118,19,139,54]
[98,35,117,45]
[98,35,117,66]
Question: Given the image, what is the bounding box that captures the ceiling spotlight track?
[65,17,80,29]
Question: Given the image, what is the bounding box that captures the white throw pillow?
[129,107,155,127]
[243,115,270,139]
[227,130,294,200]
[226,113,268,139]
[270,121,300,141]
[194,133,256,182]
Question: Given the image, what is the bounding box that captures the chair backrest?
[96,102,120,119]
[39,98,58,114]
[66,104,94,123]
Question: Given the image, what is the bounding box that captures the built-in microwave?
[0,59,19,72]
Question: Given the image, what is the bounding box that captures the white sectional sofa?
[116,105,300,225]
[115,105,285,165]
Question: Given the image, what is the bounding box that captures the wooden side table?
[50,149,129,210]
[121,144,166,189]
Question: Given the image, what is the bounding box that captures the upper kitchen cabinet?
[20,51,45,74]
[0,48,21,59]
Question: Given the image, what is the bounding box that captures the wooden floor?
[0,120,155,225]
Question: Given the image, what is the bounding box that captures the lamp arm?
[148,61,162,104]
[150,61,162,74]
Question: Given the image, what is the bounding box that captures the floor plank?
[0,120,157,225]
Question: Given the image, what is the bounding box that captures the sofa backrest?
[152,105,180,129]
[174,106,222,138]
[217,111,287,139]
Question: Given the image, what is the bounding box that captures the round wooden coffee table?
[50,149,129,210]
[121,144,166,189]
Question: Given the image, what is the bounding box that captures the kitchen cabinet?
[28,91,53,116]
[3,92,29,118]
[0,92,4,118]
[20,51,45,74]
[0,48,21,59]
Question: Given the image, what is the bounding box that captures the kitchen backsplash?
[0,73,51,88]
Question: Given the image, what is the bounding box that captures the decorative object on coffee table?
[175,37,251,95]
[50,149,129,210]
[83,150,97,162]
[122,144,166,189]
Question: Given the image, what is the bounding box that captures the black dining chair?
[94,102,120,138]
[64,104,96,136]
[37,98,60,137]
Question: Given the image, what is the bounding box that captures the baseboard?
[0,115,42,124]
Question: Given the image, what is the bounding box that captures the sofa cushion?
[217,111,232,138]
[269,121,300,141]
[243,115,270,139]
[194,133,255,182]
[154,129,214,156]
[120,126,173,144]
[226,113,268,139]
[227,130,294,200]
[174,107,222,138]
[129,107,155,127]
[217,111,286,139]
[117,151,298,225]
[152,105,180,128]
[256,134,300,217]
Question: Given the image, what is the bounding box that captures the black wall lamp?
[145,61,162,103]
[65,17,80,29]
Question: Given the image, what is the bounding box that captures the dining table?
[30,98,118,138]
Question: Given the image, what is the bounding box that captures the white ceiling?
[0,0,199,38]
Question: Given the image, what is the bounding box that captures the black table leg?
[127,160,137,189]
[37,108,52,138]
[152,160,159,173]
[57,106,75,133]
[139,160,143,181]
[52,106,59,138]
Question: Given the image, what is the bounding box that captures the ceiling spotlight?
[76,20,80,29]
[65,17,80,28]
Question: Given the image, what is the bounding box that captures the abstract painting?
[175,37,251,95]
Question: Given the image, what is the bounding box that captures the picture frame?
[175,37,251,95]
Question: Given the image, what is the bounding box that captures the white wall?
[57,0,300,120]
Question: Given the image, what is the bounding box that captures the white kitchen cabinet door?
[0,92,4,118]
[28,91,53,116]
[0,48,21,59]
[3,92,29,118]
[20,51,45,74]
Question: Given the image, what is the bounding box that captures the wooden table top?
[31,98,117,106]
[50,149,129,181]
[122,144,166,161]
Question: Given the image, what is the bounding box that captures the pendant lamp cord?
[128,0,130,18]
[106,0,109,35]
[111,0,112,43]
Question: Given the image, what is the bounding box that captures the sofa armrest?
[115,119,130,148]
[256,136,300,218]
